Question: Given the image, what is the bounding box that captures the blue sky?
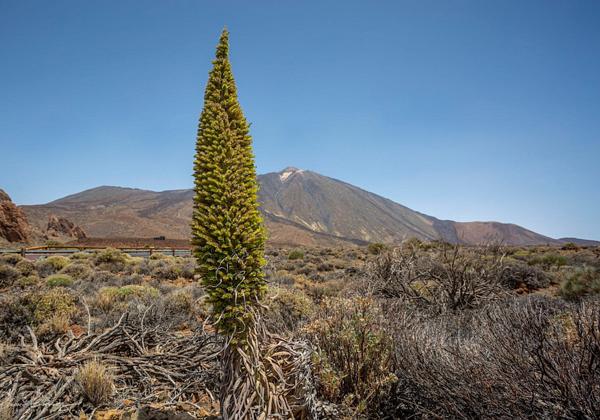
[1,0,599,239]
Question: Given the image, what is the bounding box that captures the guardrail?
[0,245,192,259]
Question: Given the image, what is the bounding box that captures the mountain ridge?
[18,168,585,246]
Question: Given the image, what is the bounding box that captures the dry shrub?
[0,254,22,265]
[366,245,507,312]
[270,269,296,286]
[0,398,13,420]
[389,296,600,419]
[151,258,182,280]
[0,265,19,288]
[36,312,71,338]
[265,286,315,333]
[501,261,553,290]
[0,295,34,338]
[304,297,396,414]
[75,359,114,406]
[94,285,159,312]
[298,278,345,302]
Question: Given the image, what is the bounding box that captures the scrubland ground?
[0,241,599,419]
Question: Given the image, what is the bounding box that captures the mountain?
[20,168,570,246]
[0,189,31,244]
[558,237,600,247]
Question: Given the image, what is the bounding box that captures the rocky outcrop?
[46,214,87,239]
[0,189,30,243]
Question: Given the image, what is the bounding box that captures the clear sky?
[1,0,599,239]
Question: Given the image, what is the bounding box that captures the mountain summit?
[19,168,566,246]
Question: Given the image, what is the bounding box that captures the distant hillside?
[558,237,600,247]
[20,168,576,246]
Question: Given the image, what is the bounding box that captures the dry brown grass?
[75,359,115,407]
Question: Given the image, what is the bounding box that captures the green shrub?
[46,274,74,288]
[35,256,70,277]
[93,248,129,272]
[31,288,77,323]
[15,259,35,276]
[304,297,396,412]
[70,252,93,261]
[149,252,167,260]
[368,242,387,255]
[528,253,568,270]
[560,267,600,300]
[288,249,305,260]
[60,263,91,280]
[17,275,40,287]
[561,242,579,251]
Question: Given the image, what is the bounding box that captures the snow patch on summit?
[280,167,304,182]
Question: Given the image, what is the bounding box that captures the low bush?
[296,263,317,276]
[94,285,159,312]
[93,248,129,272]
[17,274,39,287]
[75,359,114,406]
[501,262,553,290]
[265,287,314,333]
[69,251,93,261]
[366,246,507,312]
[35,256,70,277]
[151,259,182,280]
[0,254,23,266]
[15,259,35,276]
[0,295,34,337]
[164,288,195,315]
[60,262,92,280]
[388,296,600,419]
[304,297,396,414]
[46,274,74,288]
[30,288,77,324]
[269,270,296,286]
[0,265,19,288]
[367,242,386,255]
[36,312,72,338]
[288,249,305,260]
[561,242,580,251]
[316,262,333,272]
[528,253,568,270]
[560,267,600,300]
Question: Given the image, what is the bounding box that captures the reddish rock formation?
[46,214,87,239]
[0,189,30,243]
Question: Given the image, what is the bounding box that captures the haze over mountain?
[19,168,585,246]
